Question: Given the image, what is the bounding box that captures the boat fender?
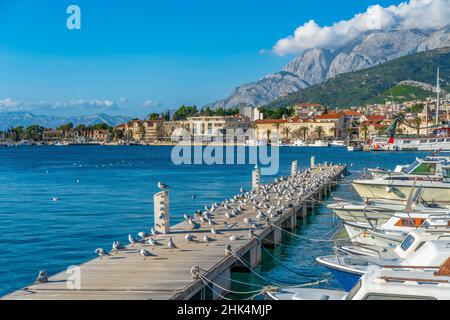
[386,186,392,193]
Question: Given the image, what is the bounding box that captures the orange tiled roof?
[255,119,289,124]
[315,112,344,120]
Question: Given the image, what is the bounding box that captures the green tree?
[314,126,324,139]
[25,125,45,142]
[173,105,198,120]
[359,124,369,141]
[413,117,422,136]
[300,127,309,140]
[148,113,160,120]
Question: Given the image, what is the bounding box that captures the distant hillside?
[0,112,131,130]
[265,47,450,109]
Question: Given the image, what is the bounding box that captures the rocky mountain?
[207,26,450,109]
[0,112,131,131]
[265,47,450,109]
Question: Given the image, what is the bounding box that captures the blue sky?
[0,0,405,117]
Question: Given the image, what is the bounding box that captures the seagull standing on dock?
[203,235,213,244]
[138,231,150,240]
[229,235,243,241]
[148,237,162,247]
[168,237,177,250]
[35,271,48,284]
[112,241,124,254]
[95,248,110,259]
[158,182,170,190]
[185,234,195,244]
[128,234,138,247]
[138,248,154,260]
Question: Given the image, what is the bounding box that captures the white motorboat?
[292,139,307,147]
[317,230,450,290]
[352,157,450,208]
[330,140,346,148]
[308,140,329,147]
[265,262,450,300]
[347,145,363,152]
[342,212,450,249]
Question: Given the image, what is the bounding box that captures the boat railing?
[333,246,384,263]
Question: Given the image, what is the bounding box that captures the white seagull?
[128,234,138,247]
[95,248,110,259]
[168,237,177,250]
[158,182,170,190]
[138,248,154,260]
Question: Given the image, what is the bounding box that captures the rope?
[197,267,266,288]
[256,238,333,280]
[272,223,365,243]
[197,273,262,295]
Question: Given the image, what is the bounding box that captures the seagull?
[52,197,60,202]
[168,237,177,250]
[95,248,110,259]
[128,234,138,247]
[138,248,154,260]
[203,235,213,244]
[112,241,124,254]
[34,271,48,284]
[229,235,243,241]
[148,237,162,247]
[240,187,245,193]
[138,231,150,240]
[211,227,220,236]
[185,234,195,243]
[158,182,170,190]
[150,228,160,236]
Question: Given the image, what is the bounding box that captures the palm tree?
[314,126,324,140]
[292,128,302,141]
[250,122,258,141]
[359,124,369,141]
[281,126,291,143]
[300,127,309,140]
[266,129,272,143]
[329,127,338,138]
[413,117,422,137]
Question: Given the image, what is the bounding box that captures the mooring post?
[291,160,298,177]
[154,190,170,234]
[252,165,260,190]
[310,156,316,168]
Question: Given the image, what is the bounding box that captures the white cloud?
[0,98,118,113]
[119,97,130,103]
[141,100,160,108]
[272,0,450,55]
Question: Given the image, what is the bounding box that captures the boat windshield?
[400,235,415,251]
[408,162,437,175]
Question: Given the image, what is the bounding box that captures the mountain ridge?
[0,112,132,131]
[206,26,450,109]
[264,47,450,109]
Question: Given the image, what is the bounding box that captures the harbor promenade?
[3,161,346,300]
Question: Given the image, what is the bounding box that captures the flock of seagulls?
[92,166,341,262]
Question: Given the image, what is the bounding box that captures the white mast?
[436,67,440,127]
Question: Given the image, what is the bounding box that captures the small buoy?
[76,179,80,183]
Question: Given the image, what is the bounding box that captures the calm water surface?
[0,145,431,296]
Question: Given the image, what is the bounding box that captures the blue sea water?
[0,145,431,297]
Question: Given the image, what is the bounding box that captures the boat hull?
[343,222,402,249]
[352,181,450,208]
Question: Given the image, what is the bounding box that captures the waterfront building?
[239,106,262,122]
[183,115,252,142]
[42,129,63,144]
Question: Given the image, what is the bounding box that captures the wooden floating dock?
[3,163,346,300]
